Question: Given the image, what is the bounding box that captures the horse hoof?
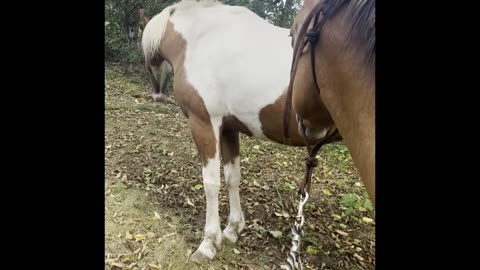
[223,216,245,243]
[152,93,167,103]
[190,248,214,263]
[223,227,238,243]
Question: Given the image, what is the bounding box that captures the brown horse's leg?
[150,61,171,103]
[220,130,245,243]
[189,115,223,263]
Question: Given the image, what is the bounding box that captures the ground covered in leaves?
[105,64,375,270]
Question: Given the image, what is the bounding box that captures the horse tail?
[141,5,176,63]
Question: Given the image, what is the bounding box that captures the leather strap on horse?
[282,2,330,195]
[283,1,326,144]
[282,0,349,195]
[283,0,349,143]
[298,127,339,196]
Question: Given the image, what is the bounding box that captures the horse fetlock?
[223,225,239,243]
[205,227,223,247]
[223,214,245,243]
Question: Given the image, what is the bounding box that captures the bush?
[105,0,177,65]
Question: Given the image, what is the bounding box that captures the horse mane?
[344,0,375,69]
[141,0,222,61]
[320,0,375,69]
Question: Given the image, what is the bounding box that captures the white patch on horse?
[169,4,293,139]
[192,116,223,261]
[223,156,244,243]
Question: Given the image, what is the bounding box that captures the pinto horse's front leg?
[189,116,223,263]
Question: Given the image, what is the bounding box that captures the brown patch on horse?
[158,22,217,164]
[220,129,240,165]
[260,89,338,146]
[188,115,217,166]
[222,115,253,137]
[220,115,250,165]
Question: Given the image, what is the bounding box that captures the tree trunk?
[279,0,294,28]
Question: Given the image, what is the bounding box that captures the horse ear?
[139,8,150,30]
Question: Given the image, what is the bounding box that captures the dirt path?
[105,64,375,270]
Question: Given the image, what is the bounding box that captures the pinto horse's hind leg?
[220,130,245,243]
[189,115,223,263]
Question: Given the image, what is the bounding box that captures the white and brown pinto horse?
[288,0,375,205]
[141,0,339,263]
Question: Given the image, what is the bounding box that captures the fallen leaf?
[354,253,364,261]
[322,189,332,196]
[154,211,161,220]
[110,262,125,268]
[306,246,319,255]
[233,248,241,254]
[135,234,146,241]
[148,263,161,269]
[362,217,374,223]
[274,212,290,218]
[331,214,342,220]
[269,230,283,238]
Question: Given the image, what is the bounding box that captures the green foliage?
[224,0,302,28]
[105,0,302,65]
[340,193,374,215]
[105,0,177,64]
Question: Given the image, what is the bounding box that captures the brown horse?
[287,0,375,206]
[140,0,341,263]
